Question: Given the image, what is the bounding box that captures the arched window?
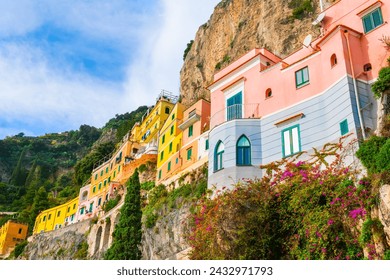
[265,88,272,99]
[214,141,224,172]
[236,135,251,165]
[330,54,337,67]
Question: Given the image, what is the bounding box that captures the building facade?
[0,221,28,255]
[207,0,388,189]
[33,197,79,234]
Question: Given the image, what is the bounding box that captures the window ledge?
[213,168,224,173]
[296,82,310,90]
[364,22,386,35]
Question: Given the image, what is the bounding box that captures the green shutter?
[187,148,192,160]
[340,119,349,136]
[170,126,174,135]
[295,67,309,87]
[169,142,173,152]
[168,161,171,172]
[158,170,162,179]
[205,139,209,150]
[188,125,193,137]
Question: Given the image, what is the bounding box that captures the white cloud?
[0,0,219,139]
[123,0,219,108]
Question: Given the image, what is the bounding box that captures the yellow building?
[156,103,184,182]
[0,221,28,255]
[33,197,79,234]
[133,91,177,145]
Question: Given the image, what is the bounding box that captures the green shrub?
[141,181,155,191]
[183,40,194,60]
[103,195,121,212]
[372,67,390,98]
[356,136,387,173]
[138,164,147,173]
[289,0,314,20]
[145,212,158,228]
[148,184,167,205]
[384,250,390,260]
[13,240,28,258]
[376,138,390,172]
[74,241,89,259]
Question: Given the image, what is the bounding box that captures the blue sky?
[0,0,219,139]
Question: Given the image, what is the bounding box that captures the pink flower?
[327,219,334,225]
[348,208,366,219]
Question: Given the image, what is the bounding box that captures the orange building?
[178,99,211,171]
[0,221,28,255]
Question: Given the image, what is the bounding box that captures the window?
[18,228,22,234]
[169,142,173,152]
[214,141,224,172]
[282,125,301,157]
[265,88,272,98]
[99,183,102,190]
[158,170,162,180]
[114,171,116,178]
[48,214,51,220]
[165,107,170,114]
[100,170,103,176]
[175,157,179,164]
[172,113,175,120]
[227,92,243,121]
[95,174,98,180]
[43,216,46,222]
[108,176,111,183]
[98,197,102,206]
[330,54,337,67]
[118,166,121,172]
[106,167,109,173]
[187,148,192,160]
[105,194,109,201]
[73,204,76,210]
[295,67,309,88]
[162,134,165,144]
[67,207,70,213]
[168,161,171,172]
[188,125,193,137]
[160,151,164,161]
[57,211,61,217]
[362,8,383,33]
[236,135,251,166]
[205,139,209,150]
[89,202,94,212]
[340,119,349,136]
[80,208,84,215]
[93,186,96,193]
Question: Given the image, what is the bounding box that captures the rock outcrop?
[379,184,390,244]
[180,0,336,106]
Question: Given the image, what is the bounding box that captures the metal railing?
[210,103,261,129]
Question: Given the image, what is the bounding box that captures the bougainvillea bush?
[187,140,388,260]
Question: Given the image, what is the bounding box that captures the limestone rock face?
[142,203,191,260]
[180,0,335,106]
[379,184,390,244]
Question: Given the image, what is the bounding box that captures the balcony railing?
[210,103,261,129]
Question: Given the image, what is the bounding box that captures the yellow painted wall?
[88,140,133,200]
[33,197,79,234]
[0,221,28,255]
[134,99,175,144]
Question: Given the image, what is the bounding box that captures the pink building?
[208,0,389,189]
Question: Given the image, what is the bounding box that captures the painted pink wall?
[209,0,390,128]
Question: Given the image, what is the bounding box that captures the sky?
[0,0,219,139]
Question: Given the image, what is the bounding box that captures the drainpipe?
[344,30,367,140]
[319,0,324,12]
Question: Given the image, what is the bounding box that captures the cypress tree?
[10,148,27,186]
[105,170,142,260]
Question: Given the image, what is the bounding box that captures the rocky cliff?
[180,0,336,105]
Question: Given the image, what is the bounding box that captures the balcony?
[210,103,261,129]
[178,110,201,131]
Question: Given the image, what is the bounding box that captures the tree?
[105,170,142,260]
[10,148,27,186]
[27,187,50,233]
